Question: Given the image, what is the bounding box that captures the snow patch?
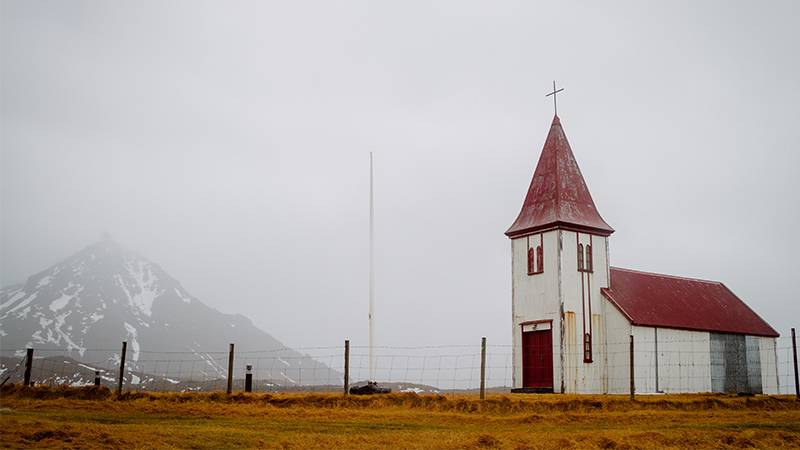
[2,292,37,315]
[36,275,54,288]
[175,288,191,304]
[0,289,27,310]
[89,312,104,323]
[131,374,140,385]
[49,293,73,312]
[123,322,141,362]
[280,372,297,384]
[117,260,162,316]
[31,330,44,343]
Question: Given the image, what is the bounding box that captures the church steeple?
[506,115,613,238]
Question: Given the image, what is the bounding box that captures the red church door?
[522,327,553,390]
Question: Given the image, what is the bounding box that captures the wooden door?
[522,328,553,389]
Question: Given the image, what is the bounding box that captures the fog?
[2,0,799,352]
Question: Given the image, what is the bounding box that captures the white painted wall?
[511,230,561,390]
[604,300,632,394]
[652,327,711,393]
[560,231,610,394]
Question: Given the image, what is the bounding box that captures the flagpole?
[369,152,375,382]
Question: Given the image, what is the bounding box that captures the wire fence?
[1,334,798,396]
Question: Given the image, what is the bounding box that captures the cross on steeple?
[545,80,564,116]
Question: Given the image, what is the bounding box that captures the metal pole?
[629,334,635,401]
[344,339,350,395]
[23,348,33,387]
[117,341,127,395]
[792,328,799,399]
[480,337,487,400]
[227,343,235,395]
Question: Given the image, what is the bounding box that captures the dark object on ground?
[349,381,391,395]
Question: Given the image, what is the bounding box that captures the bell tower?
[507,113,614,393]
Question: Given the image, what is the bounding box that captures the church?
[506,111,780,395]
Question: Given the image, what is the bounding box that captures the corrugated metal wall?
[710,333,762,394]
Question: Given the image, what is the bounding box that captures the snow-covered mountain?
[0,239,338,387]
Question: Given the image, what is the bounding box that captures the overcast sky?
[2,0,799,351]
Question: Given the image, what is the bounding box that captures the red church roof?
[601,267,778,337]
[506,116,614,238]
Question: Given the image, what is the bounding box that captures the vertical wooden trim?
[629,334,635,400]
[654,328,659,393]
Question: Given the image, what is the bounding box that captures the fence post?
[629,334,635,401]
[245,365,253,393]
[117,341,127,395]
[480,337,487,400]
[94,371,101,387]
[344,339,350,395]
[23,348,33,387]
[792,328,799,399]
[227,343,235,394]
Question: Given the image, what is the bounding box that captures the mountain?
[0,239,339,388]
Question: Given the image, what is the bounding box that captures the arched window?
[577,243,584,271]
[527,246,535,275]
[586,244,593,272]
[536,245,543,273]
[584,333,593,362]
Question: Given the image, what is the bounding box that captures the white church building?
[507,114,779,395]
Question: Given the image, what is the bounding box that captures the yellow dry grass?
[1,385,799,449]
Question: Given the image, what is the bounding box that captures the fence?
[1,330,798,398]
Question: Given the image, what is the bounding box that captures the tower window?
[586,244,593,273]
[577,243,584,271]
[526,236,544,275]
[527,247,535,275]
[536,245,543,274]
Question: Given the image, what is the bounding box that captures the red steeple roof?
[506,115,614,238]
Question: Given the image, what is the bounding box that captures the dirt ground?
[1,385,799,449]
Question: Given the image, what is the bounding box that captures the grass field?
[1,385,800,449]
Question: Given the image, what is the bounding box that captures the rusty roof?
[601,267,779,337]
[506,115,614,238]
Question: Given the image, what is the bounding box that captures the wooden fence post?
[480,337,487,400]
[23,348,33,387]
[227,343,235,394]
[344,339,350,395]
[792,328,799,399]
[117,341,127,395]
[94,370,101,387]
[245,365,253,393]
[629,334,635,401]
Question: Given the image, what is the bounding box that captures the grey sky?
[2,0,799,351]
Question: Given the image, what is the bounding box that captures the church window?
[577,244,584,271]
[527,247,535,275]
[536,245,543,274]
[585,244,593,273]
[584,333,593,362]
